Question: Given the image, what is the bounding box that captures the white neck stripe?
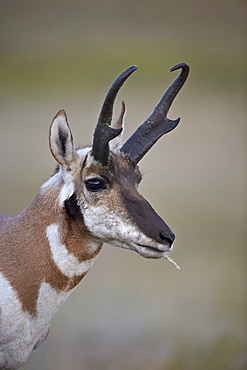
[46,223,96,278]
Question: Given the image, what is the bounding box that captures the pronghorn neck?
[0,171,102,317]
[0,170,102,368]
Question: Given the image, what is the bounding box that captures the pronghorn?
[0,62,189,369]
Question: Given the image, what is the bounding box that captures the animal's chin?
[106,240,170,259]
[136,245,166,259]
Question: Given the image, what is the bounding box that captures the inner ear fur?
[49,110,78,170]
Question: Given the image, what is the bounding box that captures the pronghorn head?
[49,63,189,263]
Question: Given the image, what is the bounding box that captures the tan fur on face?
[76,152,174,258]
[80,152,142,211]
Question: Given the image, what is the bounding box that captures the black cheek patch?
[64,193,82,219]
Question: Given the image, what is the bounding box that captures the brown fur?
[0,149,172,316]
[0,182,102,316]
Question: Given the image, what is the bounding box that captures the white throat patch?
[46,223,97,278]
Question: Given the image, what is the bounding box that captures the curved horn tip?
[129,65,138,72]
[169,62,190,73]
[121,65,138,78]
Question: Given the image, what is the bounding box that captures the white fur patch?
[40,167,75,206]
[59,176,75,206]
[77,146,91,159]
[46,224,98,278]
[0,273,72,369]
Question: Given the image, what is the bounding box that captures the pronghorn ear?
[49,110,77,170]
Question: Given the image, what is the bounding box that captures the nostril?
[159,232,175,247]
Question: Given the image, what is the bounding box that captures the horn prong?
[92,67,137,166]
[113,101,126,130]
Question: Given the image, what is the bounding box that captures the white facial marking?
[40,165,74,207]
[58,148,92,206]
[59,181,74,206]
[40,166,75,207]
[82,205,171,259]
[46,224,97,278]
[58,167,76,206]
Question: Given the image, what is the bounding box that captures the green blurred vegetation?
[1,41,245,95]
[0,0,245,96]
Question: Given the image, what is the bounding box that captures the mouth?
[136,244,180,269]
[136,243,171,258]
[107,240,180,269]
[138,241,172,253]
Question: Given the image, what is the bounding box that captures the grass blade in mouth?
[163,253,180,270]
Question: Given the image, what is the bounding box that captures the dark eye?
[85,178,106,192]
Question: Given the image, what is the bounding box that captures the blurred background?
[0,1,246,369]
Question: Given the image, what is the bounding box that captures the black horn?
[121,63,189,164]
[92,65,137,166]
